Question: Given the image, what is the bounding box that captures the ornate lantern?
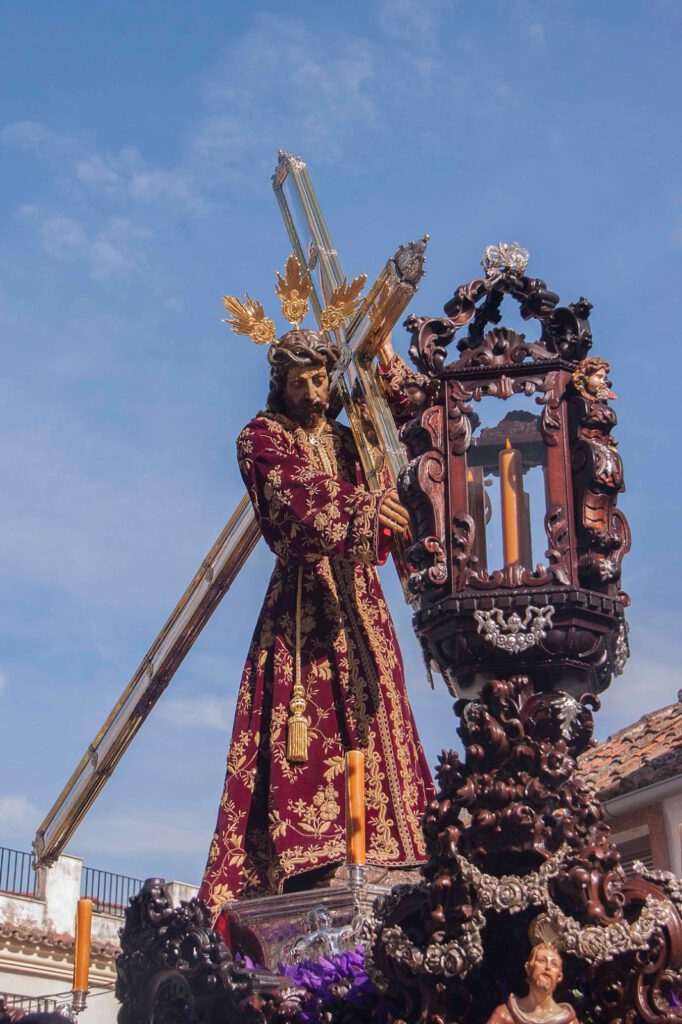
[362,248,682,1024]
[401,242,630,697]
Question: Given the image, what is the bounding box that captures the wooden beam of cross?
[32,151,428,869]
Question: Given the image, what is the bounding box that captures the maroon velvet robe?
[198,398,433,918]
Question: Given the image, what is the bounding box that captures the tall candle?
[345,750,366,865]
[73,897,92,993]
[467,466,488,572]
[499,439,524,566]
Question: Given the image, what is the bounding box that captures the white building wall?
[0,854,198,1023]
[0,856,119,1023]
[0,950,118,1024]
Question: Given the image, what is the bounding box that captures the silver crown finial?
[481,241,529,278]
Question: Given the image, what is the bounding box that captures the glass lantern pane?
[467,394,548,573]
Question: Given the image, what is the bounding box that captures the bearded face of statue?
[526,944,563,995]
[282,364,330,429]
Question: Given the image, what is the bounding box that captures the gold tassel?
[287,566,308,763]
[287,700,308,762]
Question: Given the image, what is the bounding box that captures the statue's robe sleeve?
[237,416,390,565]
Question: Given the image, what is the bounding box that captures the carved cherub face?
[573,357,615,401]
[585,365,607,394]
[283,364,330,429]
[526,944,563,994]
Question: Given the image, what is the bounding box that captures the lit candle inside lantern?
[73,897,92,993]
[345,750,366,865]
[499,438,524,566]
[467,466,488,571]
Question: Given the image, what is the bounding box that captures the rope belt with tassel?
[287,564,308,762]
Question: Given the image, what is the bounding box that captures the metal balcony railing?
[0,846,144,917]
[81,865,143,917]
[0,991,59,1015]
[0,847,36,897]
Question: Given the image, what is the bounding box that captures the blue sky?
[1,1,681,886]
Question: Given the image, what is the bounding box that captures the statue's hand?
[378,489,410,535]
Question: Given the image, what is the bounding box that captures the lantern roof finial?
[481,241,529,278]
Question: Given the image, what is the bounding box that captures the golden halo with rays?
[222,254,367,346]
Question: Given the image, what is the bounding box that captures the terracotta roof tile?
[578,697,682,801]
[0,920,119,959]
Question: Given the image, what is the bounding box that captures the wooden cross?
[33,151,428,868]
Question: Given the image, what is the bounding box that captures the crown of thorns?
[222,254,366,346]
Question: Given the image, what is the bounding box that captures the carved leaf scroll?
[400,405,449,593]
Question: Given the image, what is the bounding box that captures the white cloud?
[36,212,150,279]
[1,120,57,150]
[0,406,212,610]
[293,41,376,124]
[193,17,379,165]
[17,203,40,221]
[0,794,41,830]
[78,813,208,859]
[379,0,443,41]
[76,147,204,211]
[157,696,233,731]
[90,218,151,280]
[40,214,88,258]
[1,120,83,167]
[75,154,121,190]
[191,114,262,164]
[0,671,6,698]
[4,120,204,215]
[128,169,205,212]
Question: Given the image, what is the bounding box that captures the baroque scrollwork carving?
[474,605,555,654]
[398,252,628,694]
[406,536,448,593]
[544,503,571,584]
[541,298,593,362]
[451,512,477,586]
[613,618,630,676]
[404,247,594,381]
[456,327,552,370]
[446,379,475,454]
[365,676,682,1024]
[406,313,459,375]
[365,912,486,989]
[443,370,561,475]
[568,372,630,596]
[358,250,644,1023]
[400,404,449,593]
[116,878,289,1024]
[465,559,566,592]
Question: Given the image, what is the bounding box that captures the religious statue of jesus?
[198,257,433,920]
